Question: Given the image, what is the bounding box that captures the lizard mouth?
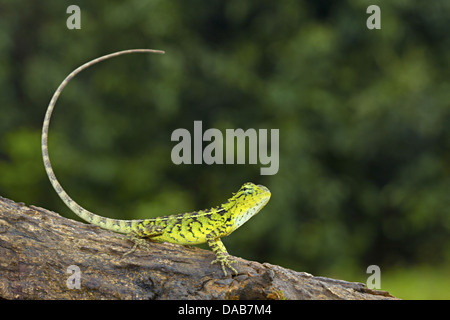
[257,184,271,196]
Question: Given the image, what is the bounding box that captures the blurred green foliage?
[0,1,449,298]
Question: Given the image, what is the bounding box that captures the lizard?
[41,49,271,276]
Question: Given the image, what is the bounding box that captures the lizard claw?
[211,254,238,277]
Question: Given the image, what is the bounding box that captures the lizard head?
[229,182,271,230]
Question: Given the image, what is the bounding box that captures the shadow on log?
[0,196,398,300]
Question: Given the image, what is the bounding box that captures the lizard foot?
[122,233,151,257]
[211,254,238,277]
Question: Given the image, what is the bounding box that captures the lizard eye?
[240,183,254,194]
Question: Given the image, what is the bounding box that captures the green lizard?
[41,49,271,276]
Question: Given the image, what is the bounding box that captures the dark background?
[1,1,449,298]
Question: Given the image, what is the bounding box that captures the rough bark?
[0,196,398,300]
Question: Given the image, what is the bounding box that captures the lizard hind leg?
[122,223,165,257]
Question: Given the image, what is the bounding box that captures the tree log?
[0,196,398,300]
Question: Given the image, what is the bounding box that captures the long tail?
[41,49,165,234]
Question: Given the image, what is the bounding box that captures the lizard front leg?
[206,228,237,276]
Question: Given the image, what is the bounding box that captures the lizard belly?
[153,230,207,245]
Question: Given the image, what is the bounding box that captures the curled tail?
[41,49,165,234]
